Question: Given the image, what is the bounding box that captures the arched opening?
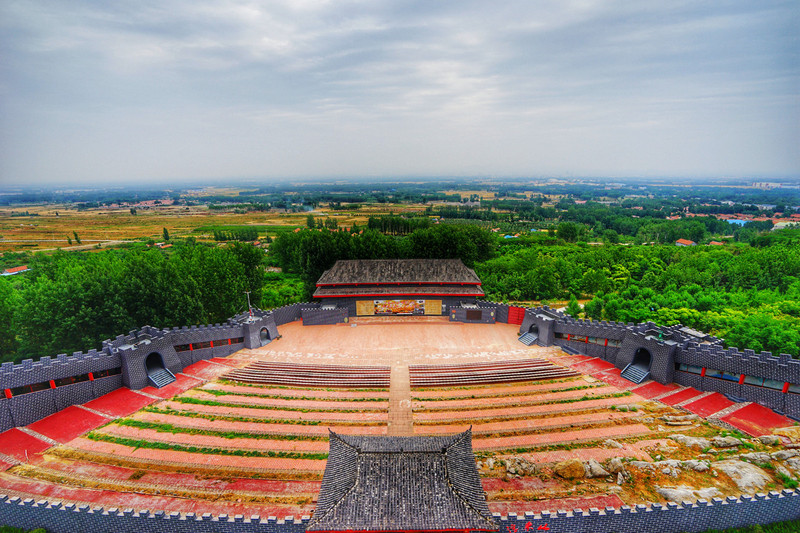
[633,347,652,369]
[145,352,165,373]
[145,351,175,388]
[259,327,271,346]
[528,324,539,335]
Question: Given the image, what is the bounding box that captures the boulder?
[554,459,585,480]
[584,459,611,478]
[607,457,626,474]
[656,486,720,503]
[629,461,654,471]
[604,439,624,449]
[785,457,800,473]
[680,460,710,473]
[776,465,796,480]
[669,434,711,449]
[711,436,742,448]
[758,435,781,446]
[740,452,772,464]
[714,460,771,493]
[771,450,799,461]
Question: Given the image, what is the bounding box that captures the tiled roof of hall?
[313,284,484,298]
[315,259,481,286]
[306,429,498,533]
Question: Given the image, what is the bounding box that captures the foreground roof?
[307,429,497,532]
[315,259,481,286]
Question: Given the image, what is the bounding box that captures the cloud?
[0,0,798,183]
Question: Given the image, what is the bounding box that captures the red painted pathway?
[682,392,734,418]
[83,388,157,417]
[632,381,679,399]
[721,403,795,436]
[0,428,51,464]
[27,406,110,443]
[659,387,704,406]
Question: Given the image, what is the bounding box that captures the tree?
[162,227,170,241]
[307,214,315,229]
[566,294,582,317]
[557,222,579,243]
[73,231,81,244]
[0,279,19,361]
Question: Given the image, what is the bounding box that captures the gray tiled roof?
[307,429,498,532]
[313,284,484,298]
[316,259,482,286]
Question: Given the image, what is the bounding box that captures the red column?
[738,374,745,385]
[783,382,790,394]
[88,372,95,381]
[700,368,706,377]
[4,389,11,399]
[49,380,56,389]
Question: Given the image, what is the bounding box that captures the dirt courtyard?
[237,317,558,366]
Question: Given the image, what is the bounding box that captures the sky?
[0,0,798,185]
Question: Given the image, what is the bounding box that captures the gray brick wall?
[1,491,797,533]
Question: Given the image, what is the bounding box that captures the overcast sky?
[1,0,798,185]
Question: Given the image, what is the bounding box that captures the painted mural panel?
[356,300,375,316]
[424,299,442,315]
[374,299,425,315]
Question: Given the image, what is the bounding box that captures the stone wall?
[1,491,797,533]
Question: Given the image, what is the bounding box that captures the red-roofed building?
[676,239,696,247]
[1,265,29,276]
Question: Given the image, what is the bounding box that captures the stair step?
[518,333,539,346]
[147,368,176,388]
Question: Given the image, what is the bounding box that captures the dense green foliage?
[477,241,800,356]
[0,241,265,363]
[270,225,496,293]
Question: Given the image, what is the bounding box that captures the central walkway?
[388,364,413,435]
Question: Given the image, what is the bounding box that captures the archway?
[145,351,175,388]
[528,324,539,336]
[632,347,652,369]
[146,352,166,373]
[259,327,271,346]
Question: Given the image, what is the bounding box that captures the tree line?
[0,241,265,363]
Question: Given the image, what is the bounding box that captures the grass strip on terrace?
[413,402,645,427]
[414,391,633,414]
[143,405,386,427]
[199,388,388,402]
[85,432,329,460]
[115,418,330,441]
[412,383,602,401]
[172,396,386,413]
[46,446,324,481]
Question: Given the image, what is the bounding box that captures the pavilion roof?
[307,429,498,532]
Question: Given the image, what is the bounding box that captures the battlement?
[1,490,797,533]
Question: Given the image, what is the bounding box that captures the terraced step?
[413,385,625,411]
[224,362,391,388]
[136,410,389,434]
[471,423,653,451]
[206,383,390,400]
[414,410,642,436]
[183,391,389,411]
[413,396,641,423]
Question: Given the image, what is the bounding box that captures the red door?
[507,306,525,325]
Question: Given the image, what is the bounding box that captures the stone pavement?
[388,364,413,436]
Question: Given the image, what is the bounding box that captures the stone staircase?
[620,363,650,384]
[518,332,539,346]
[147,367,176,388]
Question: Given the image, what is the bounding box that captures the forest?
[2,223,799,363]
